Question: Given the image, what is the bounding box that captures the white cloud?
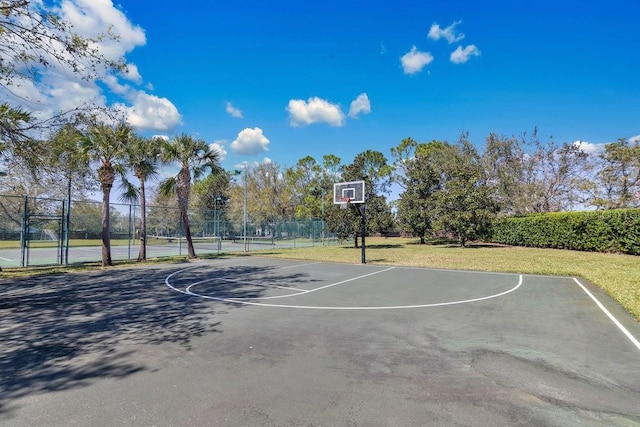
[59,0,146,55]
[230,127,270,155]
[572,140,605,154]
[287,97,345,127]
[210,140,228,161]
[400,46,434,75]
[48,77,105,112]
[629,135,640,143]
[226,102,244,118]
[428,21,465,44]
[348,93,372,118]
[102,74,129,96]
[121,63,142,84]
[450,45,481,64]
[2,0,183,134]
[118,91,182,131]
[234,158,272,170]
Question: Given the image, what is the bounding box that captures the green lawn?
[251,237,640,321]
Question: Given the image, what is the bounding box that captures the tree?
[528,139,591,213]
[392,139,444,243]
[47,124,94,196]
[482,133,531,215]
[81,122,132,266]
[146,189,180,238]
[120,136,162,261]
[0,1,125,152]
[67,199,103,238]
[245,162,296,237]
[431,138,497,247]
[285,156,326,219]
[0,104,32,159]
[159,134,221,259]
[483,130,592,214]
[190,170,236,239]
[592,138,640,209]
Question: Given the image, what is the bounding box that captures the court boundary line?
[573,277,640,351]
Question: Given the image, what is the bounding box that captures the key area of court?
[1,256,639,426]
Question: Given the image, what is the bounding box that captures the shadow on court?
[0,261,314,418]
[2,259,639,425]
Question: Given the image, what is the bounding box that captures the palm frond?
[158,176,177,197]
[119,178,139,203]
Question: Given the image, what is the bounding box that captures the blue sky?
[119,0,640,169]
[8,1,640,173]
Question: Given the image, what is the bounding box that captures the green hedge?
[489,209,640,255]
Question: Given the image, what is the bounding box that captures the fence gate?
[20,196,66,267]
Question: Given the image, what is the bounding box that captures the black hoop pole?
[359,203,366,264]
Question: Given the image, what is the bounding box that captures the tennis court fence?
[0,195,338,268]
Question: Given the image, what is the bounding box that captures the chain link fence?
[0,194,337,268]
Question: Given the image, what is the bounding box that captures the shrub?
[489,209,640,255]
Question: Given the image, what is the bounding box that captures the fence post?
[127,204,132,260]
[20,196,27,267]
[60,200,65,265]
[65,180,71,265]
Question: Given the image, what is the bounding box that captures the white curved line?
[165,267,523,310]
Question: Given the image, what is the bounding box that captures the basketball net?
[339,197,351,209]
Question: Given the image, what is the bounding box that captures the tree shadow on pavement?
[0,260,302,415]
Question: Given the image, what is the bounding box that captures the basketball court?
[1,255,639,426]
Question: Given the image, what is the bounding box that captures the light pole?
[214,195,221,238]
[310,185,326,244]
[230,169,248,252]
[243,170,248,252]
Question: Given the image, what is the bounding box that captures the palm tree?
[159,134,220,258]
[81,122,132,266]
[120,135,162,261]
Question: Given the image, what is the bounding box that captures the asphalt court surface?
[2,256,640,426]
[167,258,524,309]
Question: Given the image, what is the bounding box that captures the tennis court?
[2,256,639,425]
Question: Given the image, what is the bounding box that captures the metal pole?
[127,204,133,260]
[20,196,27,267]
[60,200,66,265]
[321,188,325,245]
[243,171,248,252]
[360,204,366,264]
[65,178,71,265]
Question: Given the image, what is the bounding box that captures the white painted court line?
[0,256,12,261]
[573,278,640,352]
[184,267,396,301]
[275,261,321,270]
[167,263,523,309]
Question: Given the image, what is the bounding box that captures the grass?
[251,237,640,321]
[1,236,638,321]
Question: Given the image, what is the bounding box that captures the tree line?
[185,130,640,249]
[392,131,639,246]
[2,124,638,266]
